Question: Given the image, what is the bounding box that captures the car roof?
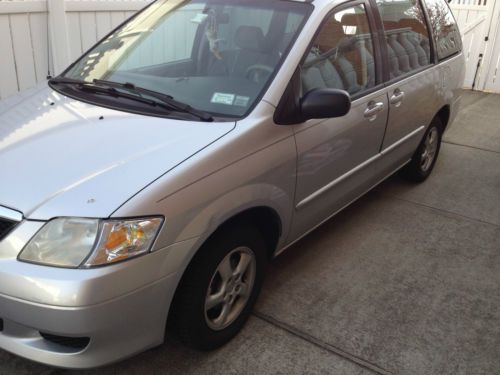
[286,0,347,9]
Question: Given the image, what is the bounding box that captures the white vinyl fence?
[1,0,499,100]
[0,0,152,100]
[449,0,500,92]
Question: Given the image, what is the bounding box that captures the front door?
[290,1,389,239]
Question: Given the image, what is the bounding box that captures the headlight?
[83,218,163,267]
[18,217,163,268]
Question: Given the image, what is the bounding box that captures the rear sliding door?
[374,0,439,151]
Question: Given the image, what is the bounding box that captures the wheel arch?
[166,205,283,334]
[179,205,284,270]
[207,206,283,259]
[435,105,451,133]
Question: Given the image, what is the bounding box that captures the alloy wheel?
[204,247,256,331]
[421,127,439,172]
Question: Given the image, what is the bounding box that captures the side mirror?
[300,88,351,121]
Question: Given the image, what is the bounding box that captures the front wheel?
[169,224,267,350]
[401,118,443,182]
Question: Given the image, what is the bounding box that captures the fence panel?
[0,1,50,99]
[1,0,497,100]
[0,0,151,100]
[449,0,495,89]
[0,15,19,99]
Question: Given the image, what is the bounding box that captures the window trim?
[418,0,438,64]
[423,0,463,62]
[297,0,385,100]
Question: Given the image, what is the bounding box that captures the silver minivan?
[0,0,464,368]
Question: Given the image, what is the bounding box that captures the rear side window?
[376,0,432,79]
[423,0,462,60]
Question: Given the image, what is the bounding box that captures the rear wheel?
[169,224,267,350]
[401,118,443,182]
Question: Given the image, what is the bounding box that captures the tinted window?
[424,0,462,60]
[301,4,376,96]
[376,0,432,78]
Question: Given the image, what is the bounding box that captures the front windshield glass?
[62,0,311,118]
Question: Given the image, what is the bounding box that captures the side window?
[300,4,376,96]
[376,0,432,79]
[423,0,462,60]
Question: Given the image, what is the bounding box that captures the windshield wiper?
[49,77,214,122]
[93,79,214,122]
[50,77,166,108]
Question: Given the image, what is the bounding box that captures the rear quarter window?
[423,0,462,60]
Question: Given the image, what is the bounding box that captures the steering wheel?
[245,64,274,83]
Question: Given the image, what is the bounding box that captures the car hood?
[0,88,235,220]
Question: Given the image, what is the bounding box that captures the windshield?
[61,0,311,119]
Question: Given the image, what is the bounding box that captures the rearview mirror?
[300,88,351,121]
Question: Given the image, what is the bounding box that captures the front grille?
[40,332,90,350]
[0,218,16,241]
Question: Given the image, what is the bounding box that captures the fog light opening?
[39,332,90,350]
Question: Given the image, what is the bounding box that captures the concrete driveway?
[1,90,499,375]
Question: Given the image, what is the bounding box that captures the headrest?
[341,14,370,33]
[235,26,264,51]
[315,19,344,47]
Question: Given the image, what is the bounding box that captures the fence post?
[47,0,71,75]
[476,0,500,91]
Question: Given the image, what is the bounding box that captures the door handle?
[390,90,405,106]
[364,102,384,120]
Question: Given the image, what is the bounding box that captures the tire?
[169,224,267,350]
[401,117,443,183]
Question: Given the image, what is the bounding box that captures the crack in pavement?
[442,140,499,154]
[251,173,498,375]
[459,92,491,109]
[381,193,500,228]
[253,311,394,375]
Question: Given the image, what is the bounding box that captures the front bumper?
[0,274,176,369]
[0,220,199,368]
